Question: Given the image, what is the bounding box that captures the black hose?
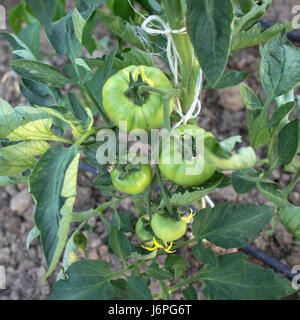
[242,244,296,281]
[78,161,99,174]
[259,19,300,43]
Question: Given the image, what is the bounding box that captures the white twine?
[205,195,215,208]
[172,70,203,129]
[138,13,202,129]
[141,15,185,86]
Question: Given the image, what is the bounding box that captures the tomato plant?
[1,0,300,301]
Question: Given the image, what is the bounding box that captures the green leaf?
[297,96,300,152]
[54,0,67,21]
[204,70,248,90]
[118,211,134,233]
[268,120,299,170]
[0,32,36,60]
[19,22,41,59]
[77,0,105,19]
[49,13,81,59]
[67,92,89,123]
[131,249,157,261]
[0,99,57,142]
[97,10,155,52]
[38,105,91,139]
[207,146,256,171]
[146,261,172,280]
[0,140,49,175]
[186,0,234,87]
[275,90,295,107]
[266,102,295,132]
[20,78,55,108]
[248,108,270,148]
[85,46,117,108]
[56,230,88,280]
[11,59,70,88]
[182,286,198,300]
[192,241,217,267]
[278,204,300,240]
[121,48,154,67]
[231,168,260,194]
[74,57,92,73]
[24,0,56,33]
[192,202,274,248]
[233,0,273,34]
[257,182,287,208]
[70,209,94,223]
[82,13,97,55]
[231,21,295,52]
[199,252,295,300]
[9,2,26,34]
[135,0,163,14]
[92,172,112,187]
[110,279,130,300]
[49,259,114,300]
[170,172,227,207]
[219,136,241,153]
[43,153,80,279]
[26,226,40,249]
[240,84,263,110]
[165,254,189,280]
[0,175,28,187]
[169,172,229,207]
[260,31,300,98]
[109,0,134,21]
[127,276,152,300]
[72,8,86,44]
[109,227,131,260]
[29,146,80,268]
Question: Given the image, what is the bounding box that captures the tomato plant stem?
[155,164,175,218]
[51,135,74,144]
[162,0,200,114]
[282,167,300,198]
[253,95,273,148]
[75,128,98,147]
[82,84,112,127]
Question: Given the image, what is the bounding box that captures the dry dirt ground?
[0,0,300,300]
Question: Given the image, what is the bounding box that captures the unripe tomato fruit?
[111,164,152,195]
[151,212,187,242]
[159,124,216,186]
[102,65,174,131]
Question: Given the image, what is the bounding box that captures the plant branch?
[82,83,112,127]
[155,164,174,218]
[282,168,300,198]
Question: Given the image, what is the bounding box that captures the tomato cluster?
[103,65,216,245]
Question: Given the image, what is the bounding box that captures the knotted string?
[140,14,202,128]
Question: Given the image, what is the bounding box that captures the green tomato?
[135,215,153,242]
[102,65,174,132]
[111,164,152,195]
[151,212,187,242]
[159,124,216,187]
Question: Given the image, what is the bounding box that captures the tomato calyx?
[125,72,151,106]
[114,163,143,180]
